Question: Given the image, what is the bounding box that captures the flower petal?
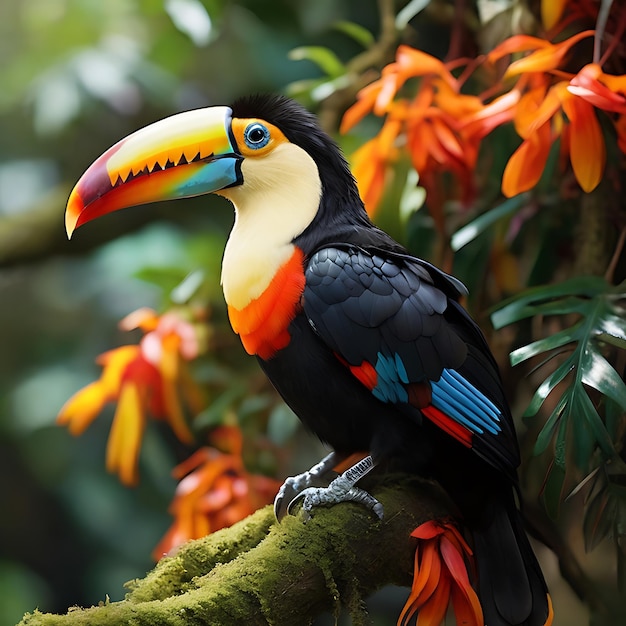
[106,382,146,486]
[502,121,553,197]
[416,568,451,626]
[341,82,384,133]
[57,381,108,435]
[398,540,440,626]
[460,89,520,138]
[119,307,159,332]
[98,345,142,395]
[561,96,605,192]
[568,64,626,113]
[505,30,594,77]
[351,138,388,216]
[488,35,551,64]
[514,82,565,138]
[395,46,456,89]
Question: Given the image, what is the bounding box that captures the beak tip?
[65,192,82,239]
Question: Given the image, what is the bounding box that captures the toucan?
[66,94,552,626]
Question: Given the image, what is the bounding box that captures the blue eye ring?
[244,123,270,149]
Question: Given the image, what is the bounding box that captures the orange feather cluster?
[398,520,483,626]
[227,248,306,359]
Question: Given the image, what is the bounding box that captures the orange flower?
[58,307,205,485]
[498,30,594,77]
[342,48,485,217]
[398,519,482,626]
[345,20,626,208]
[152,426,281,559]
[501,69,626,196]
[349,110,404,217]
[491,30,626,196]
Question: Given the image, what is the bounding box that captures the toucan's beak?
[65,106,242,238]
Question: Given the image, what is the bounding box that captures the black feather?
[233,95,551,626]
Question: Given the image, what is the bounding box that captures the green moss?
[19,479,451,626]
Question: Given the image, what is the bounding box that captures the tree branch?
[19,478,452,626]
[317,0,399,133]
[0,185,165,268]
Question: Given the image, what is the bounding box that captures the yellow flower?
[58,308,205,485]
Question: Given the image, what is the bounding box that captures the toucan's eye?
[244,123,270,149]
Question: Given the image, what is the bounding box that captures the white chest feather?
[219,142,322,310]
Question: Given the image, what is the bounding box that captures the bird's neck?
[218,144,321,359]
[219,143,321,310]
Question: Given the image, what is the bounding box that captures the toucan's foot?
[285,455,384,521]
[274,451,340,521]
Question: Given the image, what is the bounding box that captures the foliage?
[332,7,626,621]
[492,276,626,580]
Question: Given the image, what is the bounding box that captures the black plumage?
[231,95,551,626]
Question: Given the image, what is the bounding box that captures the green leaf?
[451,194,528,251]
[605,397,625,439]
[332,20,375,48]
[399,168,426,222]
[510,325,580,366]
[134,266,189,292]
[581,349,626,411]
[194,385,245,429]
[533,393,568,455]
[238,394,273,419]
[165,0,214,47]
[583,488,613,551]
[286,75,352,103]
[542,460,566,520]
[571,394,596,469]
[597,312,626,348]
[288,46,346,78]
[524,358,574,419]
[491,276,609,328]
[170,269,205,304]
[498,277,626,519]
[577,390,618,460]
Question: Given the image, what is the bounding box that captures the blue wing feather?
[303,245,520,475]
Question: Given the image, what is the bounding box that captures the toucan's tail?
[472,495,553,626]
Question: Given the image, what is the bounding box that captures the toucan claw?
[274,451,340,521]
[295,482,384,522]
[274,453,383,522]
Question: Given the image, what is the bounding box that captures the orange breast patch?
[227,247,306,360]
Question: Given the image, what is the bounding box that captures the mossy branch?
[19,478,452,626]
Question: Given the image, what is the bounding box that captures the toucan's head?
[65,94,366,244]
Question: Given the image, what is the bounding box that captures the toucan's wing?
[303,246,519,476]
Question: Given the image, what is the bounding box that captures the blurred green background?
[0,1,385,623]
